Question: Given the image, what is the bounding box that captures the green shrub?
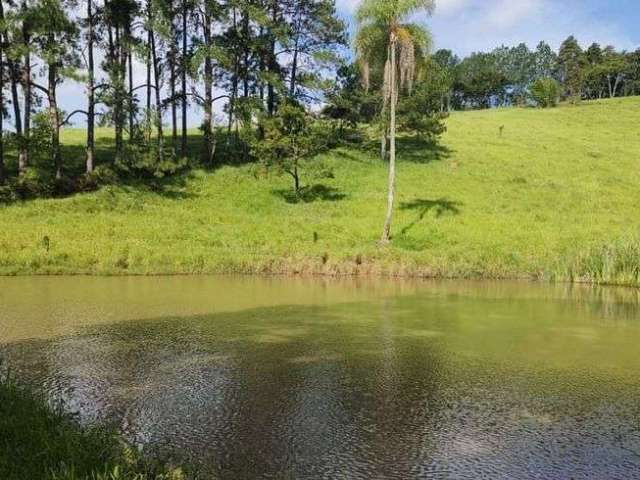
[0,185,17,203]
[530,77,561,108]
[10,168,54,199]
[77,165,120,192]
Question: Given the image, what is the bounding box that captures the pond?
[1,276,640,478]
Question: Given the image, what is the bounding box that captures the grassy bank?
[0,374,187,479]
[1,97,640,284]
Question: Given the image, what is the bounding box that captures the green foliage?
[9,167,54,199]
[323,63,380,128]
[558,35,586,101]
[77,165,120,192]
[397,77,447,139]
[530,77,561,108]
[567,236,640,286]
[356,0,435,24]
[454,52,509,108]
[252,101,330,192]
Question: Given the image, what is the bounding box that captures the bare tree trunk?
[289,16,300,98]
[613,74,622,98]
[381,33,397,244]
[258,26,265,105]
[227,7,238,138]
[10,61,22,138]
[202,7,214,166]
[242,10,249,98]
[86,0,95,173]
[19,27,31,175]
[180,0,187,157]
[169,15,177,153]
[47,50,62,179]
[380,127,387,160]
[113,26,124,163]
[150,27,164,163]
[128,50,134,141]
[145,0,152,143]
[0,0,5,184]
[267,0,277,115]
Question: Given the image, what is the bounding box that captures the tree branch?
[132,83,157,93]
[60,109,88,127]
[30,81,49,95]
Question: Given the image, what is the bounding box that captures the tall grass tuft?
[566,236,640,286]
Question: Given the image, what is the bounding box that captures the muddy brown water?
[1,276,640,479]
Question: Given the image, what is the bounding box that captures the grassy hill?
[2,97,640,284]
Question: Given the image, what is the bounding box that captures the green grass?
[0,372,187,480]
[2,97,640,284]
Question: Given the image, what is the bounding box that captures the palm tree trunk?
[381,33,397,244]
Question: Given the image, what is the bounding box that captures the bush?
[0,185,17,204]
[77,165,120,192]
[10,168,54,199]
[530,77,561,108]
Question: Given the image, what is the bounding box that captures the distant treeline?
[429,37,640,110]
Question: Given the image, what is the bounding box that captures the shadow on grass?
[360,136,454,164]
[272,184,347,204]
[399,197,462,236]
[398,137,454,164]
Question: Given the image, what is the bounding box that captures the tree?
[601,46,627,98]
[558,35,585,102]
[397,75,446,140]
[355,0,435,243]
[85,0,97,173]
[193,0,222,166]
[624,49,640,96]
[254,100,325,194]
[285,0,346,100]
[430,49,458,111]
[323,62,379,131]
[530,77,560,108]
[0,0,6,184]
[454,52,508,108]
[10,0,35,175]
[101,0,138,163]
[494,43,535,105]
[533,41,557,80]
[31,0,79,179]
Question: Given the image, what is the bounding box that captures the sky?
[336,0,640,55]
[16,0,640,130]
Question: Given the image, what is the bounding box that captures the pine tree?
[558,35,585,102]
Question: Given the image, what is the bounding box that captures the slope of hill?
[2,97,640,284]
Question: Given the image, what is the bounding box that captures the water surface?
[1,277,640,478]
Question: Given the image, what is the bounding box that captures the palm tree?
[355,0,434,243]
